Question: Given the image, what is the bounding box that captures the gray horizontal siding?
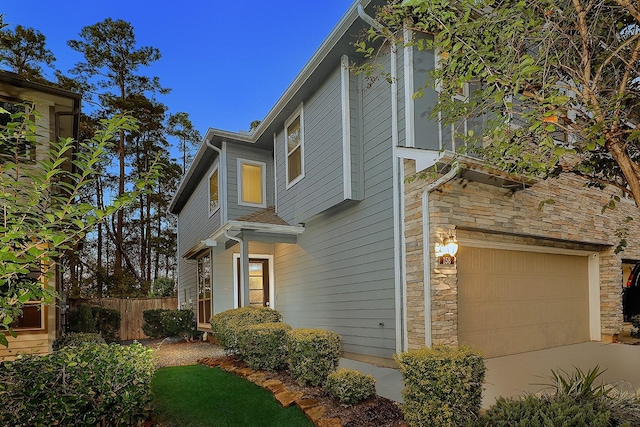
[411,36,439,150]
[177,158,222,304]
[274,55,396,360]
[225,142,274,220]
[277,65,345,224]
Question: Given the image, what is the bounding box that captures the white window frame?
[208,164,220,217]
[237,158,267,208]
[285,104,305,189]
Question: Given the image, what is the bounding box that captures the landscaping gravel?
[137,338,227,368]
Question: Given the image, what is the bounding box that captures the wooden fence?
[67,297,178,341]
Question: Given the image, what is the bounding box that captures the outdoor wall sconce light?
[435,234,459,265]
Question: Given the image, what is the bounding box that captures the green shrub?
[52,332,105,351]
[395,345,485,427]
[286,328,341,386]
[546,366,640,426]
[479,394,610,426]
[161,309,198,341]
[0,342,154,426]
[237,322,292,370]
[91,306,121,342]
[67,305,96,333]
[325,368,376,405]
[210,306,282,351]
[142,308,170,338]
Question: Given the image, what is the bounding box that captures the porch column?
[240,238,250,307]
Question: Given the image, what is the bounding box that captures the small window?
[238,159,266,207]
[0,100,35,162]
[208,166,219,216]
[197,251,212,326]
[12,303,45,330]
[285,106,304,187]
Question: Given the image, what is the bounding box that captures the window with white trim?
[238,159,266,207]
[197,251,212,326]
[285,106,304,187]
[208,165,219,216]
[11,267,45,331]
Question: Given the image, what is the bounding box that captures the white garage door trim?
[458,237,601,342]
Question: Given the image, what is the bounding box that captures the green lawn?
[151,365,313,427]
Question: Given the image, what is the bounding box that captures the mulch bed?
[198,354,407,427]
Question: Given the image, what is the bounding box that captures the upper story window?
[0,100,35,163]
[439,81,487,157]
[208,165,219,216]
[238,158,266,207]
[285,105,304,187]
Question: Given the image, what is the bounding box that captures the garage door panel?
[458,246,590,358]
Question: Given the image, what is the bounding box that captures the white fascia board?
[250,0,372,141]
[395,147,443,172]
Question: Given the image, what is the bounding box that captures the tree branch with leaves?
[0,106,159,346]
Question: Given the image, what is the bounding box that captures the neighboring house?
[170,0,633,364]
[0,71,81,360]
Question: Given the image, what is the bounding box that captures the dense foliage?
[325,368,376,406]
[210,306,283,351]
[286,328,342,386]
[363,0,640,213]
[0,342,154,426]
[237,322,292,371]
[395,345,485,426]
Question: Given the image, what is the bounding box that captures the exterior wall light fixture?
[435,234,459,265]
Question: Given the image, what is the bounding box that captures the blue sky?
[2,1,355,154]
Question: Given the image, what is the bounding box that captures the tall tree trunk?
[115,128,125,276]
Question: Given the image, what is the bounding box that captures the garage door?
[458,246,590,358]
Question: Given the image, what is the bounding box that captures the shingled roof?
[235,206,290,226]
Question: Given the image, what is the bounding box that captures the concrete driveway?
[341,342,640,410]
[483,342,640,408]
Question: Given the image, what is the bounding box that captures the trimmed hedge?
[91,306,120,342]
[142,308,170,338]
[0,342,154,426]
[52,332,105,351]
[210,306,282,351]
[237,322,292,370]
[67,305,96,333]
[286,328,341,386]
[67,305,121,342]
[325,368,376,405]
[395,345,485,427]
[160,309,198,341]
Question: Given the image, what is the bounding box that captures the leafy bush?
[67,305,97,333]
[91,306,121,342]
[237,322,292,370]
[395,345,485,427]
[325,368,376,405]
[161,309,198,341]
[479,394,610,426]
[52,332,105,351]
[67,305,120,341]
[210,306,282,351]
[546,366,640,427]
[142,308,170,338]
[0,342,154,426]
[286,328,341,386]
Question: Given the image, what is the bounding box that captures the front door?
[237,258,270,307]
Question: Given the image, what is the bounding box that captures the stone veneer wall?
[403,159,640,350]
